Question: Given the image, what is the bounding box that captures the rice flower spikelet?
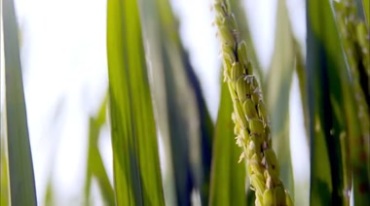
[213,1,293,205]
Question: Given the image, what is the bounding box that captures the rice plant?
[1,0,369,205]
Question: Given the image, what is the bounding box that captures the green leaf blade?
[139,0,214,204]
[84,97,115,206]
[265,0,295,197]
[209,83,246,206]
[3,0,37,205]
[107,0,165,205]
[306,0,370,204]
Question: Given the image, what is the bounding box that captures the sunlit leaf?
[3,0,37,204]
[1,137,10,206]
[44,177,55,206]
[139,0,214,205]
[107,0,165,204]
[265,0,294,197]
[209,82,246,206]
[293,40,308,138]
[362,0,370,25]
[229,0,263,81]
[85,97,114,205]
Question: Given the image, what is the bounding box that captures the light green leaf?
[265,0,294,197]
[229,0,263,82]
[85,97,114,206]
[139,0,214,205]
[1,137,10,206]
[293,41,308,138]
[362,0,370,26]
[44,177,55,206]
[209,82,246,206]
[3,0,37,205]
[107,0,165,205]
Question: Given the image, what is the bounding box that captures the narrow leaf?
[3,0,37,204]
[229,0,263,81]
[107,0,165,205]
[209,82,246,206]
[85,97,114,205]
[265,0,295,196]
[139,0,214,205]
[293,40,308,139]
[307,0,343,204]
[362,0,370,26]
[306,0,369,204]
[1,137,10,206]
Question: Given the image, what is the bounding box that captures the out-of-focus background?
[3,0,310,205]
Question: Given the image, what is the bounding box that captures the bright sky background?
[4,0,309,205]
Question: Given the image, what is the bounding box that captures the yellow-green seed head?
[274,186,287,206]
[236,79,253,102]
[221,14,238,31]
[213,0,291,204]
[242,99,258,120]
[262,189,274,206]
[231,62,244,81]
[248,137,261,159]
[249,119,265,136]
[257,100,268,123]
[265,126,272,143]
[234,102,248,129]
[263,149,280,177]
[250,154,263,174]
[222,45,236,65]
[218,25,236,47]
[228,83,238,100]
[237,41,249,65]
[249,75,258,87]
[251,173,266,194]
[213,2,224,13]
[285,190,293,206]
[247,142,256,159]
[251,91,261,104]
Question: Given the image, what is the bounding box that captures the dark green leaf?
[3,0,37,204]
[306,0,369,204]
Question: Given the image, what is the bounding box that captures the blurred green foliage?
[1,0,369,205]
